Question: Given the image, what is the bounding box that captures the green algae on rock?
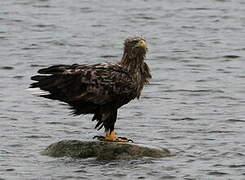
[42,140,171,160]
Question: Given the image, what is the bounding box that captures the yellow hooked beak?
[135,40,148,50]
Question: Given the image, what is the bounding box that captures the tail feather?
[38,64,78,74]
[31,75,49,81]
[30,75,57,89]
[30,74,73,91]
[30,75,55,88]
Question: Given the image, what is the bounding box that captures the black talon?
[93,135,105,140]
[118,137,134,143]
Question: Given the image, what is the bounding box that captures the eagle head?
[124,36,148,59]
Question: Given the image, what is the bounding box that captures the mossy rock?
[42,140,171,160]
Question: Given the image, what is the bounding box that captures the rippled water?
[1,0,245,179]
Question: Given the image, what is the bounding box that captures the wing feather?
[30,63,136,105]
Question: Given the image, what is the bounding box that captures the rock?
[41,140,171,160]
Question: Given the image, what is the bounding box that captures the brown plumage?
[30,36,151,142]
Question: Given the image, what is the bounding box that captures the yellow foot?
[93,130,133,142]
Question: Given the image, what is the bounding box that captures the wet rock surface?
[42,140,171,160]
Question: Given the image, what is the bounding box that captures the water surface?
[1,0,245,179]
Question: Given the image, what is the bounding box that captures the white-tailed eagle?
[30,36,151,142]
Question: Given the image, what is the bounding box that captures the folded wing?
[30,63,136,114]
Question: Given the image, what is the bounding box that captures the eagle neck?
[120,52,145,73]
[120,52,151,98]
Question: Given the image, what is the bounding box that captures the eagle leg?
[93,130,133,142]
[93,110,133,142]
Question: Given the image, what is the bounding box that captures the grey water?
[1,0,245,179]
